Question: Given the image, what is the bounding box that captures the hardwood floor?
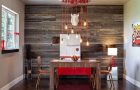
[10,78,140,90]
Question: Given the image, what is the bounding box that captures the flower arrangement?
[72,55,79,61]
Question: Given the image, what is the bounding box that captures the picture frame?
[132,22,140,47]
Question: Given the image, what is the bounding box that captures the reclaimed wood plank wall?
[25,5,124,78]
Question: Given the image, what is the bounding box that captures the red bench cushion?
[58,67,91,76]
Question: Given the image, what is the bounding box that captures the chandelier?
[61,0,88,4]
[61,0,89,46]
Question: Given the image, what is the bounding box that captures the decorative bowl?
[72,56,79,62]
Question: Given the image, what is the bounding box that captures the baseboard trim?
[125,74,140,88]
[0,75,24,90]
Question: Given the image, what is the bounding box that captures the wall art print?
[132,22,140,46]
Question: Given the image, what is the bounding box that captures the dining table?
[49,59,101,90]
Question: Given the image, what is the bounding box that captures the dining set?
[35,56,114,90]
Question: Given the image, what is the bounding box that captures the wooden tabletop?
[50,59,100,67]
[50,59,100,63]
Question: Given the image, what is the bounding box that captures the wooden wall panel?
[25,5,124,78]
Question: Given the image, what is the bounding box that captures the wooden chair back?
[101,58,112,72]
[37,56,42,69]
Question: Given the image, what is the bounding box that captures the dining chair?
[100,58,115,88]
[35,56,50,88]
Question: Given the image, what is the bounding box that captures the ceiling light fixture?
[61,0,89,46]
[71,28,74,34]
[80,38,83,43]
[86,40,89,46]
[64,23,68,30]
[83,20,87,27]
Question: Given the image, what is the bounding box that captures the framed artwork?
[132,22,140,47]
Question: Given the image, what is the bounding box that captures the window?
[1,5,19,53]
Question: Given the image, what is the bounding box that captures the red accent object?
[58,56,92,76]
[1,40,5,50]
[14,32,19,35]
[58,56,91,76]
[112,56,116,67]
[133,36,140,45]
[58,67,91,76]
[61,0,88,4]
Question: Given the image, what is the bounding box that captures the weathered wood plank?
[25,5,124,78]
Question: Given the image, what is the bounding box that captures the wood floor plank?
[10,78,140,90]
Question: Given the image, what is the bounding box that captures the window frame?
[1,5,19,54]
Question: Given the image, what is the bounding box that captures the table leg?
[50,63,54,90]
[96,63,101,90]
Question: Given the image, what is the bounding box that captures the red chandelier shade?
[61,0,88,4]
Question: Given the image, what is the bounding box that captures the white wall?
[124,0,140,83]
[0,0,24,88]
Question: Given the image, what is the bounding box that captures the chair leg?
[89,75,92,87]
[91,73,96,88]
[55,70,59,89]
[36,73,41,88]
[109,74,112,87]
[93,73,96,88]
[56,75,59,88]
[110,74,115,88]
[55,75,59,88]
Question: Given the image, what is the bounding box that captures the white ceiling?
[23,0,128,5]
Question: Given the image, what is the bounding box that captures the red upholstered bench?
[58,67,91,76]
[58,56,92,76]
